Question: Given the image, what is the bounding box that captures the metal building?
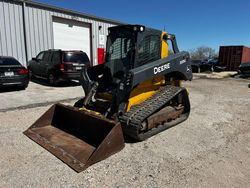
[0,0,122,66]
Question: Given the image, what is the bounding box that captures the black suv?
[28,50,90,85]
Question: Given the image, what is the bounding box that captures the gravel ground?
[0,78,249,188]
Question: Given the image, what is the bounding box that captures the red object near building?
[219,46,250,71]
[98,48,105,65]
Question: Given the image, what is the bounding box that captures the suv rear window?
[63,52,90,64]
[0,58,21,66]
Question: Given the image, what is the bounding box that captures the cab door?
[40,51,52,77]
[32,52,44,76]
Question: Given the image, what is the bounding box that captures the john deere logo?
[154,63,170,74]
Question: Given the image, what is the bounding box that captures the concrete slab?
[0,80,84,111]
[193,71,238,79]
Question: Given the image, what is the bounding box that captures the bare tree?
[189,46,217,60]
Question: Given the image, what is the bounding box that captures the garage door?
[53,18,91,59]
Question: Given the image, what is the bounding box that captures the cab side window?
[52,52,61,64]
[43,52,51,62]
[137,35,161,65]
[36,52,44,60]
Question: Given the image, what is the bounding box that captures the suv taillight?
[19,69,29,74]
[60,63,65,71]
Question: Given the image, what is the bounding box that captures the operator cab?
[81,25,178,93]
[105,25,162,78]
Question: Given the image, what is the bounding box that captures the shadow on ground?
[31,77,81,87]
[234,74,250,79]
[0,86,25,93]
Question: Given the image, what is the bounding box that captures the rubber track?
[119,85,184,138]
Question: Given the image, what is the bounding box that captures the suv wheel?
[48,73,58,86]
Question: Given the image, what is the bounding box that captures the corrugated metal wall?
[0,0,26,65]
[0,0,117,66]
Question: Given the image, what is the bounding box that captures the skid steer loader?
[24,25,192,172]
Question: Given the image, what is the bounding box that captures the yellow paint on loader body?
[161,32,169,59]
[126,31,182,111]
[126,75,165,111]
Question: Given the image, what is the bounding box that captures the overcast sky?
[35,0,250,52]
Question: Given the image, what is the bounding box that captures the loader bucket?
[23,103,125,172]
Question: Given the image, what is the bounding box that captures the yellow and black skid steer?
[24,25,192,172]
